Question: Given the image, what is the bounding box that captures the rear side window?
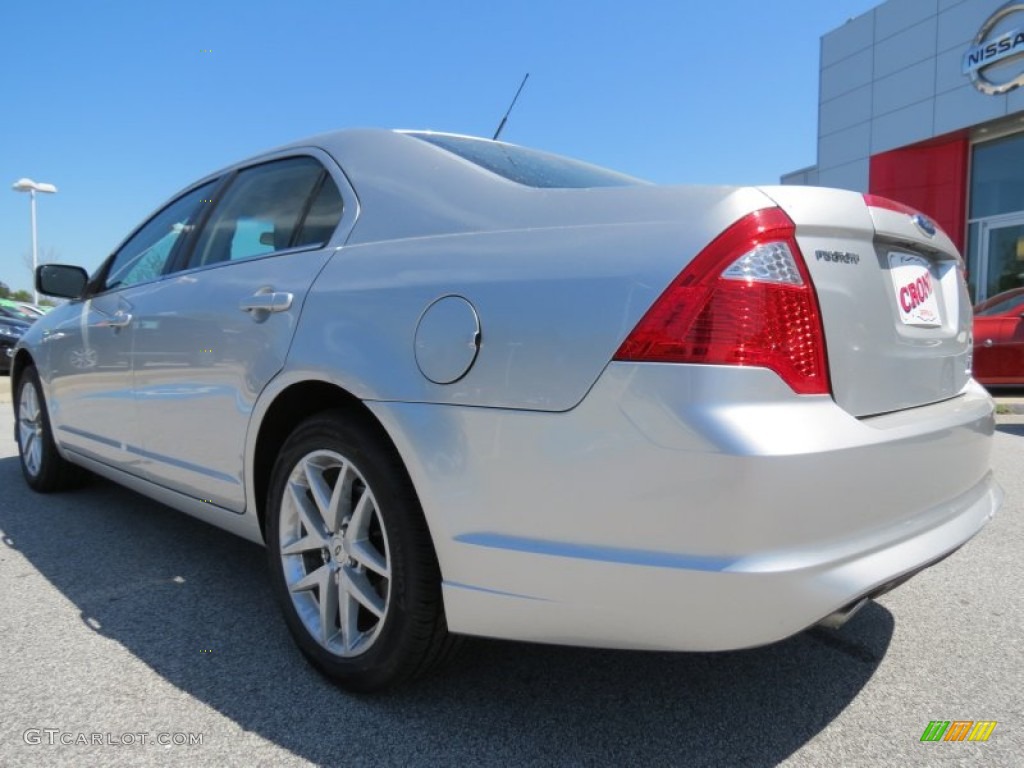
[409,132,644,189]
[189,157,337,268]
[295,175,344,248]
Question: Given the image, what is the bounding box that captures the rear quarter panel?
[288,188,775,411]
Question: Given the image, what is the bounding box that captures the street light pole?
[28,189,38,303]
[12,177,58,304]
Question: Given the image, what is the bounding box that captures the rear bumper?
[440,474,997,650]
[368,364,1000,651]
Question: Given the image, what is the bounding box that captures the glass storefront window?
[970,132,1024,219]
[984,222,1024,299]
[968,131,1024,303]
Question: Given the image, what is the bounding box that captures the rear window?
[409,132,644,189]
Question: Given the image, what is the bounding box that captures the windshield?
[409,132,645,189]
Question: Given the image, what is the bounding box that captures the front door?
[45,179,217,469]
[44,292,135,467]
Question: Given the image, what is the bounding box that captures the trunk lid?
[760,186,971,418]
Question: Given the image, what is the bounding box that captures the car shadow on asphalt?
[996,423,1024,437]
[0,456,894,767]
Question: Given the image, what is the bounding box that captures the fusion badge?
[815,250,860,265]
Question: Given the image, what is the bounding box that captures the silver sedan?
[10,130,1001,691]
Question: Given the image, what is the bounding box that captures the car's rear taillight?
[614,207,830,395]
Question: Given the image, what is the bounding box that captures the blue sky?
[1,0,880,293]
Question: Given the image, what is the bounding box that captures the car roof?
[134,128,710,250]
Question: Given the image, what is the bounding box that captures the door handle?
[97,311,132,329]
[239,290,293,314]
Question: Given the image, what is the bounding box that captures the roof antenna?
[492,73,530,141]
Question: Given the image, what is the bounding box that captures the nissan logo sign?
[963,1,1024,95]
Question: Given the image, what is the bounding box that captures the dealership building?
[783,0,1024,302]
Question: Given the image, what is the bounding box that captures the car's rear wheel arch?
[253,382,428,547]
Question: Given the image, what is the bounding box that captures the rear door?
[128,153,350,511]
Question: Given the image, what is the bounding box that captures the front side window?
[104,181,218,291]
[189,157,330,268]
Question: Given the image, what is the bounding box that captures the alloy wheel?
[278,450,392,657]
[18,380,43,478]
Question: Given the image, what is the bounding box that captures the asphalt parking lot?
[0,382,1021,767]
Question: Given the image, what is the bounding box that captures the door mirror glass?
[36,264,89,299]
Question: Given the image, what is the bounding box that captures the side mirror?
[36,264,89,299]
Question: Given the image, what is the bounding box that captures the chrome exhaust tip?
[817,597,869,630]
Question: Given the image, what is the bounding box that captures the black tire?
[15,366,88,492]
[266,409,458,692]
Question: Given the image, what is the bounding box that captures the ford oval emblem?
[912,213,937,238]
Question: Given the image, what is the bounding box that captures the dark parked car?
[0,305,37,324]
[973,287,1024,386]
[1,316,31,374]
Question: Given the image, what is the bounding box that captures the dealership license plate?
[888,252,941,327]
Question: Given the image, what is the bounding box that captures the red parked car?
[973,288,1024,386]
